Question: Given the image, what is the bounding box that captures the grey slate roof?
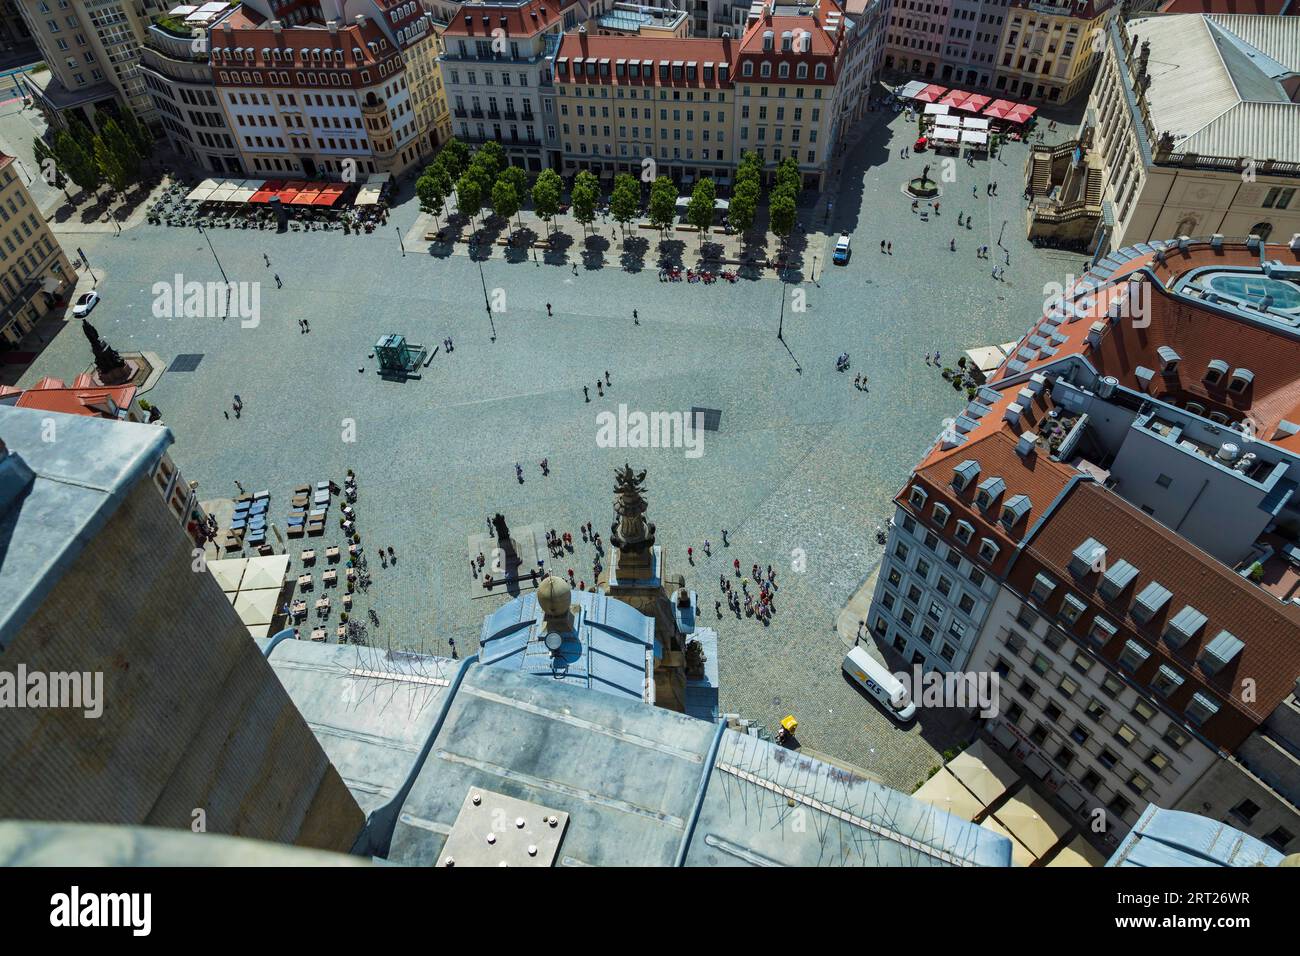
[0,405,172,649]
[264,640,1013,867]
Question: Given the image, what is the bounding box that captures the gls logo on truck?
[50,886,151,936]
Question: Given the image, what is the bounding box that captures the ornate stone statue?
[919,164,931,187]
[610,463,655,556]
[491,512,511,545]
[82,320,124,376]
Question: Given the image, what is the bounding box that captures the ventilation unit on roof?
[1246,234,1262,252]
[1210,233,1223,251]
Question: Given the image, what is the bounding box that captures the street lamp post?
[397,226,406,257]
[197,223,231,319]
[471,240,496,342]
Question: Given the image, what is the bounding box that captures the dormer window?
[1228,368,1254,393]
[1185,691,1220,726]
[932,502,951,526]
[1151,664,1185,698]
[1001,494,1031,528]
[1156,346,1180,374]
[1069,537,1105,577]
[955,520,975,545]
[1200,630,1244,675]
[1117,638,1151,674]
[975,476,1005,511]
[978,538,1000,563]
[1204,359,1228,385]
[1166,606,1208,648]
[909,486,928,510]
[1031,573,1057,602]
[1059,593,1087,626]
[952,459,980,491]
[1131,580,1172,624]
[1098,559,1139,602]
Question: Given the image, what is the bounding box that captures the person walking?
[572,263,578,276]
[263,253,270,267]
[597,381,604,397]
[274,273,282,289]
[604,370,611,386]
[957,212,964,227]
[546,302,552,316]
[583,385,590,402]
[632,309,639,325]
[973,184,978,197]
[235,479,245,494]
[950,238,956,252]
[880,239,886,253]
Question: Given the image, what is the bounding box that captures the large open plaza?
[3,95,1085,790]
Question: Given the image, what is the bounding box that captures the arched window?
[1250,221,1273,242]
[760,62,771,77]
[796,63,807,78]
[778,62,789,78]
[814,64,826,79]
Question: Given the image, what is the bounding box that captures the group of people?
[716,561,780,625]
[582,370,613,403]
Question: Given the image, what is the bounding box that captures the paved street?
[2,97,1085,791]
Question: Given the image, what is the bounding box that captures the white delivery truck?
[842,647,917,723]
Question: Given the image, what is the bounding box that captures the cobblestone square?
[5,96,1086,792]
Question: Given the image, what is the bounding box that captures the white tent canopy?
[233,588,280,626]
[897,80,928,100]
[241,553,290,591]
[962,116,990,130]
[207,557,248,593]
[934,114,960,128]
[931,126,960,142]
[923,103,949,115]
[961,129,989,145]
[186,178,223,202]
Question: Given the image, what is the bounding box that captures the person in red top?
[733,558,741,575]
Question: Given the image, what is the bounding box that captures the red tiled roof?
[1011,481,1300,750]
[993,240,1300,452]
[556,34,734,87]
[443,0,567,38]
[12,381,136,420]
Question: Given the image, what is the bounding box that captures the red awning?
[914,84,948,103]
[982,99,1016,120]
[291,186,322,205]
[1004,103,1038,125]
[937,89,972,109]
[248,179,287,203]
[958,93,991,113]
[313,185,346,206]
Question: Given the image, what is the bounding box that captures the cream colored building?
[1029,13,1300,252]
[554,0,849,190]
[0,153,74,349]
[991,0,1111,105]
[14,0,166,128]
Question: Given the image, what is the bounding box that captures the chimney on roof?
[1087,320,1106,348]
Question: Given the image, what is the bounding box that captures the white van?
[832,233,851,264]
[843,648,917,723]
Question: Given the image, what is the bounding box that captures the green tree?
[475,141,505,180]
[94,135,128,195]
[769,187,797,257]
[491,179,519,230]
[648,176,678,235]
[728,178,759,236]
[115,109,154,156]
[439,138,470,179]
[570,170,599,237]
[736,150,762,188]
[98,117,141,182]
[53,130,100,196]
[499,166,529,228]
[531,167,562,236]
[609,173,640,239]
[775,156,801,200]
[416,172,447,230]
[32,137,69,198]
[456,172,483,228]
[686,177,717,249]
